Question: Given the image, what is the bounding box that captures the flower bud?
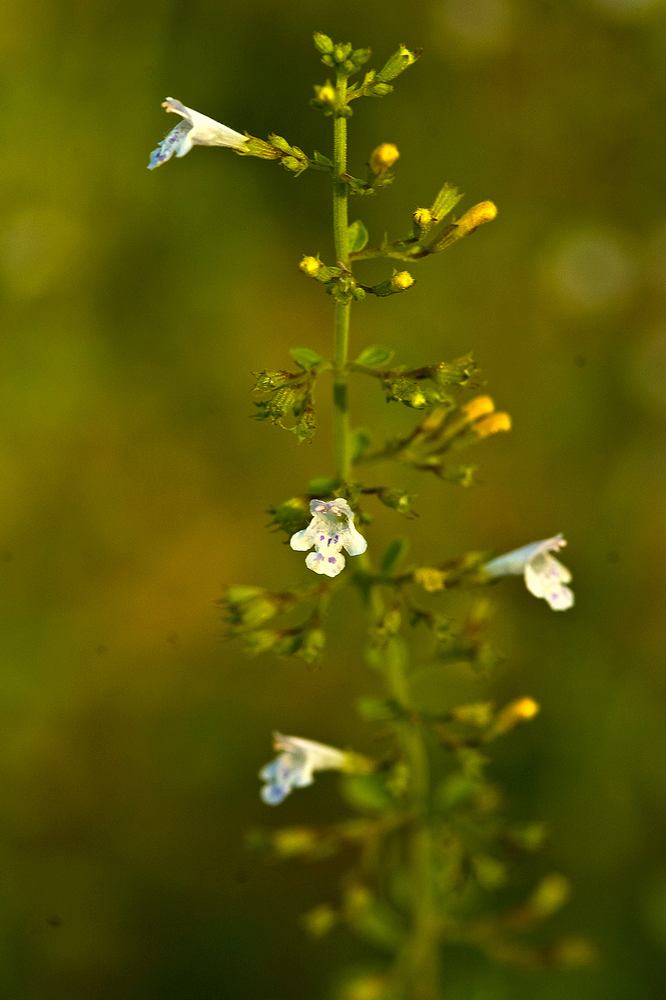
[272,826,318,857]
[390,270,414,291]
[462,395,495,422]
[314,82,336,105]
[371,82,393,97]
[369,142,400,174]
[493,697,540,736]
[377,44,420,82]
[414,567,446,593]
[313,32,334,55]
[413,207,432,227]
[456,201,498,237]
[299,255,321,277]
[530,873,571,917]
[474,412,512,437]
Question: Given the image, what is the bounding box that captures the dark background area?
[1,0,665,997]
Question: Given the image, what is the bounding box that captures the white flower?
[290,498,367,578]
[259,732,346,806]
[484,533,574,611]
[147,97,248,170]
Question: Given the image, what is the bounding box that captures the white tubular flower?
[259,732,347,806]
[484,534,574,611]
[147,97,248,170]
[290,498,367,578]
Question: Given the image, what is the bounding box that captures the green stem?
[331,71,440,998]
[385,636,441,1000]
[332,72,352,483]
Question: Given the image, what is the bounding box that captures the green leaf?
[289,346,322,370]
[430,182,463,221]
[356,697,403,721]
[350,427,372,462]
[354,344,394,368]
[341,774,393,813]
[308,476,339,495]
[380,538,409,577]
[347,219,369,253]
[312,149,333,168]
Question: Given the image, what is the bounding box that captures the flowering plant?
[150,31,591,1000]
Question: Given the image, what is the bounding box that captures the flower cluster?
[290,498,367,578]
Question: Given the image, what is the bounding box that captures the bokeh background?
[2,0,665,997]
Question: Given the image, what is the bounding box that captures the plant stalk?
[386,636,441,1000]
[332,72,352,483]
[331,73,440,998]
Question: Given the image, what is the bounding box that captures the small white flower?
[484,533,574,611]
[259,732,346,806]
[147,97,248,170]
[290,498,367,578]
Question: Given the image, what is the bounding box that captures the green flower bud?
[313,32,334,55]
[377,44,420,82]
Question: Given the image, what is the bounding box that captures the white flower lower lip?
[484,534,574,611]
[147,97,248,170]
[290,498,367,578]
[260,732,347,805]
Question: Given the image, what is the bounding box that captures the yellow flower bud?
[413,207,432,227]
[299,255,321,277]
[456,200,498,237]
[370,142,400,174]
[391,270,414,291]
[315,83,336,105]
[414,567,446,593]
[530,873,571,916]
[513,697,540,720]
[272,826,317,857]
[341,975,388,1000]
[474,412,512,437]
[493,696,540,737]
[463,395,495,422]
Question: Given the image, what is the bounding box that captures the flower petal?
[341,522,367,556]
[163,97,248,149]
[147,121,192,170]
[290,523,317,551]
[306,550,346,577]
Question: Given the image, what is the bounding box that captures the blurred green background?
[1,0,665,997]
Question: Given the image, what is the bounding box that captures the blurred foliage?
[0,0,665,998]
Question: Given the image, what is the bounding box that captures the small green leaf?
[308,476,339,495]
[380,538,409,577]
[347,219,369,253]
[289,346,322,370]
[356,697,403,722]
[350,427,372,461]
[354,344,394,368]
[341,774,393,813]
[430,182,463,222]
[313,150,333,168]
